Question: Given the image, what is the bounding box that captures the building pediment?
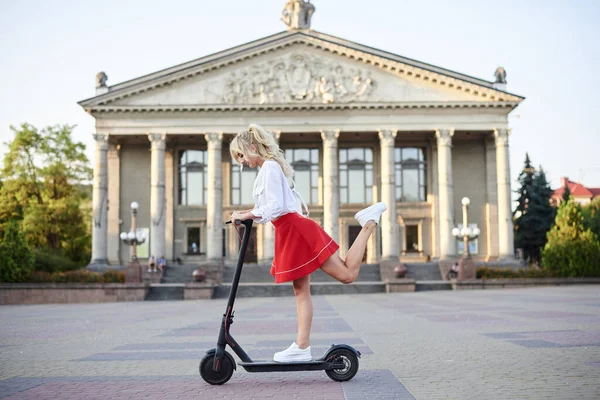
[80,31,523,113]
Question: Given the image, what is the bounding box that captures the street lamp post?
[120,202,146,282]
[450,197,480,280]
[120,201,146,261]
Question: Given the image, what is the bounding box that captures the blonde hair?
[230,124,294,179]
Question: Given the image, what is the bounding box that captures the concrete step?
[160,265,199,284]
[213,281,387,298]
[405,263,442,281]
[145,283,184,300]
[415,280,452,292]
[222,264,382,283]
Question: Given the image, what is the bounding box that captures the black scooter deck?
[238,360,344,372]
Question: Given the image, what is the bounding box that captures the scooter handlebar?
[224,219,253,226]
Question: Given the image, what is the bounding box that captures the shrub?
[26,271,53,282]
[101,270,126,283]
[476,267,555,280]
[23,269,126,283]
[0,221,35,282]
[541,199,600,277]
[33,248,82,274]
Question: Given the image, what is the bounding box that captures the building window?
[339,148,373,204]
[285,148,319,204]
[187,227,201,254]
[231,157,259,205]
[179,150,208,205]
[395,148,426,202]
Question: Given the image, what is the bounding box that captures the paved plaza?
[1,286,599,399]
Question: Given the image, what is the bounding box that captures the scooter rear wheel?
[199,351,235,385]
[325,348,359,382]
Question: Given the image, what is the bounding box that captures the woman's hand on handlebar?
[230,211,253,225]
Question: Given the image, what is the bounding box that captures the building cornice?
[85,101,520,115]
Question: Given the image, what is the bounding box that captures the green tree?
[541,198,600,277]
[562,182,571,202]
[0,220,35,282]
[513,155,555,263]
[514,153,535,218]
[582,197,600,239]
[0,123,92,264]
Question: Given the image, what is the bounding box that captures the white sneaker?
[273,342,312,363]
[354,202,387,227]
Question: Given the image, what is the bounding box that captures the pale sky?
[1,0,599,192]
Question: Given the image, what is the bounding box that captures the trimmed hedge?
[476,267,555,280]
[26,269,125,283]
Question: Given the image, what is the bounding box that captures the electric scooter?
[200,219,361,385]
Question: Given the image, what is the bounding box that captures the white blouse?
[250,160,307,224]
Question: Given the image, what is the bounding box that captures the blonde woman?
[230,124,386,363]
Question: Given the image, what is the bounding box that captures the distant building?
[552,177,600,206]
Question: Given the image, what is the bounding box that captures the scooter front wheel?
[200,351,235,385]
[325,348,359,382]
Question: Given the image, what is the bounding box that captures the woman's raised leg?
[320,221,376,284]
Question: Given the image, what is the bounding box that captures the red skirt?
[270,212,340,283]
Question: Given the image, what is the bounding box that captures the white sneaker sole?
[273,355,313,363]
[354,202,387,226]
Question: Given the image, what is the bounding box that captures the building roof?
[552,177,600,199]
[78,29,524,114]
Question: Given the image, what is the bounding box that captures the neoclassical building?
[81,1,523,270]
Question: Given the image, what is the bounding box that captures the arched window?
[179,150,207,205]
[231,157,258,205]
[339,148,373,204]
[395,148,426,202]
[285,148,319,204]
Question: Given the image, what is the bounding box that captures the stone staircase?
[404,262,452,291]
[214,263,386,298]
[144,261,451,300]
[145,264,199,301]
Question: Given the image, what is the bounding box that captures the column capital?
[93,133,110,150]
[435,128,454,147]
[148,133,167,150]
[320,129,340,142]
[204,132,224,144]
[378,129,398,143]
[493,128,511,146]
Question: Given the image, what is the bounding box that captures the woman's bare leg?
[293,275,312,349]
[321,221,376,284]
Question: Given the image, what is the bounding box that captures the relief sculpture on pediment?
[218,53,376,105]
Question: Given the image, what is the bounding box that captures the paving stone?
[1,287,599,399]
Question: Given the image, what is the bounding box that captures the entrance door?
[348,226,367,262]
[239,226,258,263]
[405,225,419,253]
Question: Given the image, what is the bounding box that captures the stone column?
[379,129,399,260]
[89,133,110,270]
[484,137,499,259]
[321,129,340,243]
[148,134,166,260]
[435,128,456,259]
[107,143,121,266]
[165,149,174,262]
[205,132,224,260]
[494,128,515,260]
